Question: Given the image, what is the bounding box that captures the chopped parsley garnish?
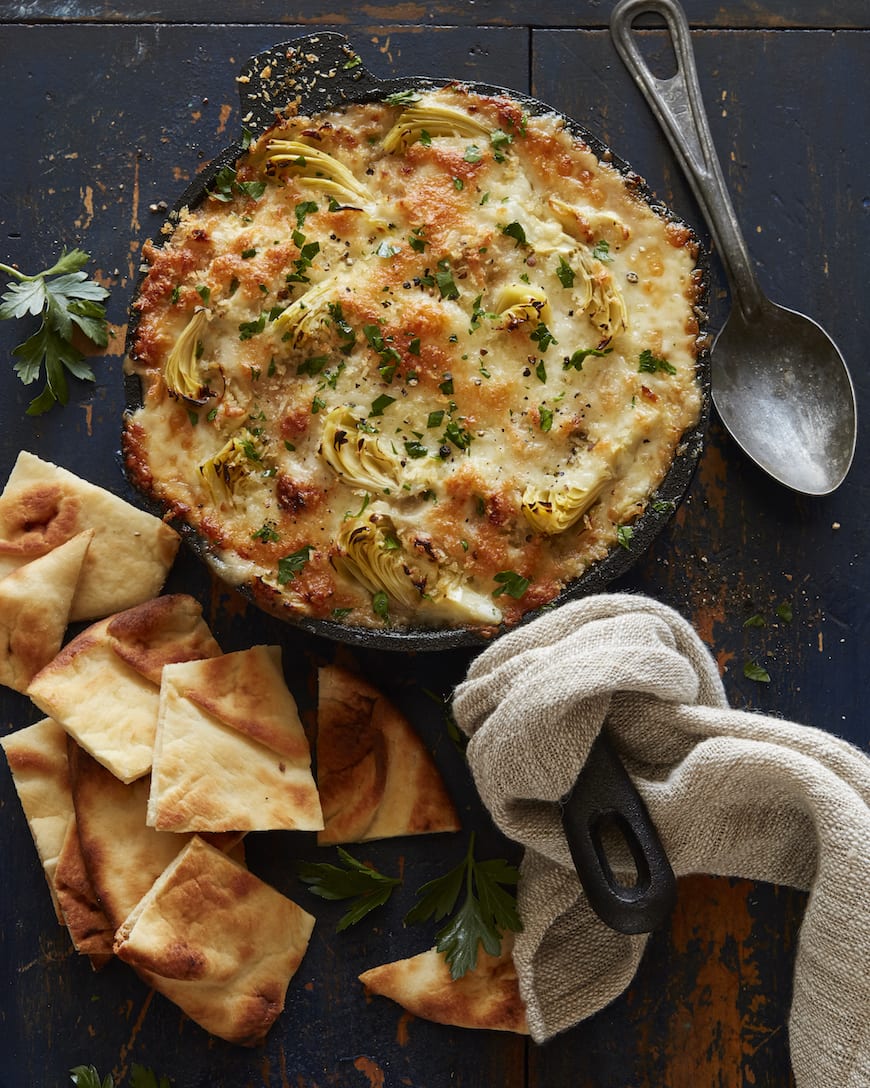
[539,405,553,432]
[592,239,613,263]
[408,336,421,355]
[535,359,547,383]
[638,349,677,375]
[616,525,634,549]
[208,165,265,203]
[439,375,454,396]
[294,200,319,229]
[419,129,432,147]
[372,590,390,622]
[370,393,396,416]
[238,313,266,340]
[453,177,464,191]
[556,255,575,288]
[277,544,314,584]
[743,613,766,628]
[434,259,459,300]
[776,601,794,624]
[442,419,473,451]
[530,322,557,352]
[427,409,445,428]
[240,247,257,259]
[327,301,356,354]
[195,284,210,303]
[490,129,513,162]
[375,240,401,258]
[564,346,612,371]
[464,144,482,163]
[492,570,530,599]
[297,355,329,377]
[408,227,428,253]
[404,440,428,459]
[252,520,280,543]
[311,395,326,413]
[384,89,421,107]
[501,221,527,247]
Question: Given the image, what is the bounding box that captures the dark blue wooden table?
[0,3,867,1086]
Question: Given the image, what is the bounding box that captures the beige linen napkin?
[452,593,870,1088]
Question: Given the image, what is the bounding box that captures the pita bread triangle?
[113,835,316,1047]
[53,817,115,968]
[0,450,179,621]
[316,664,460,845]
[358,934,528,1034]
[0,529,92,692]
[147,646,322,833]
[69,741,242,931]
[0,716,75,920]
[27,594,222,783]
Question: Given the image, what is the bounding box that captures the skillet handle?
[560,732,676,933]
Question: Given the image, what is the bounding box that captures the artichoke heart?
[336,515,502,624]
[259,139,373,207]
[336,515,427,609]
[272,277,337,345]
[548,195,631,246]
[320,406,415,493]
[521,466,613,535]
[383,104,491,153]
[197,428,264,503]
[164,308,212,403]
[494,282,552,329]
[588,269,628,344]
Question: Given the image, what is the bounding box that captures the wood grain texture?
[0,9,867,1088]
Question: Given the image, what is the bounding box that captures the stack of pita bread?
[0,452,527,1042]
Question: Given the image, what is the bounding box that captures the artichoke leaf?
[272,277,338,345]
[335,515,426,609]
[521,464,613,535]
[494,282,552,330]
[259,140,372,205]
[320,405,419,493]
[164,308,213,403]
[384,104,492,153]
[197,428,264,504]
[548,195,631,247]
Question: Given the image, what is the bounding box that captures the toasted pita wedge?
[0,530,92,692]
[316,665,460,844]
[0,451,179,621]
[69,742,242,931]
[27,594,221,782]
[148,646,322,833]
[114,835,315,1046]
[53,817,115,968]
[359,935,528,1034]
[0,716,75,919]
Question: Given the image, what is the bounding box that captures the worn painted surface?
[0,6,866,1087]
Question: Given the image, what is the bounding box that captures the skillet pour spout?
[122,32,710,654]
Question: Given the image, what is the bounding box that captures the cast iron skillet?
[123,31,711,655]
[124,33,707,933]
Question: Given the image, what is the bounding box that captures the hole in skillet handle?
[560,733,676,933]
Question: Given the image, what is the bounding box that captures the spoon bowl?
[611,0,857,496]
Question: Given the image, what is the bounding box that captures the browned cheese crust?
[124,86,703,633]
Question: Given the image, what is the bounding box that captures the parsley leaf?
[744,660,771,683]
[384,89,421,107]
[130,1067,172,1088]
[563,346,612,371]
[70,1068,113,1088]
[501,221,527,247]
[277,544,314,584]
[0,249,109,414]
[492,570,530,599]
[616,525,634,549]
[404,833,521,979]
[592,239,613,263]
[298,848,401,931]
[638,348,677,376]
[555,255,575,288]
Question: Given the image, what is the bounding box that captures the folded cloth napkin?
[452,593,870,1088]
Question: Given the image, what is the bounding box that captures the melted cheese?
[124,86,703,632]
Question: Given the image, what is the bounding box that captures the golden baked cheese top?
[124,85,704,633]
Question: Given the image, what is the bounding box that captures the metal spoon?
[610,0,857,496]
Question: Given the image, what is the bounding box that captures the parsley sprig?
[297,848,401,930]
[0,248,109,414]
[404,833,521,979]
[70,1065,171,1088]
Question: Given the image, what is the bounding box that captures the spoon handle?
[610,0,764,320]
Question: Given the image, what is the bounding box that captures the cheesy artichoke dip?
[123,85,704,634]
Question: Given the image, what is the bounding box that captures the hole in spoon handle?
[561,733,676,934]
[609,0,764,320]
